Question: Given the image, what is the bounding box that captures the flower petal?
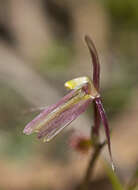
[23,89,78,135]
[92,102,101,135]
[65,77,90,90]
[85,35,100,90]
[37,98,92,142]
[95,97,114,170]
[85,35,101,135]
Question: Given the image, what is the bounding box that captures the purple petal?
[92,102,101,135]
[85,35,100,90]
[23,89,77,135]
[85,35,101,135]
[37,98,92,141]
[95,98,114,170]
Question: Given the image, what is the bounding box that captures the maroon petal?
[95,98,114,170]
[85,35,100,90]
[85,35,101,136]
[23,89,78,135]
[92,103,101,135]
[37,98,92,141]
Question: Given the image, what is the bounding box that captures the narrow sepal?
[84,35,100,90]
[85,35,101,136]
[92,102,101,136]
[95,98,114,170]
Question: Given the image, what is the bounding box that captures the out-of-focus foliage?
[38,41,74,77]
[103,0,138,29]
[0,82,35,160]
[103,83,131,118]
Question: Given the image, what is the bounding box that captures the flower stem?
[77,141,106,190]
[84,141,106,183]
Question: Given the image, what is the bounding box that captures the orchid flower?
[23,36,114,170]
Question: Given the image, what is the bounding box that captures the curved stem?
[84,141,106,183]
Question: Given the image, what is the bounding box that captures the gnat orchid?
[23,36,114,170]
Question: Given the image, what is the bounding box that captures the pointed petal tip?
[84,35,100,90]
[84,35,90,42]
[109,152,115,171]
[23,127,32,135]
[111,162,115,172]
[84,35,93,48]
[95,98,115,171]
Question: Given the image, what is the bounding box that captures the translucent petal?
[23,89,78,135]
[37,98,92,141]
[65,77,90,90]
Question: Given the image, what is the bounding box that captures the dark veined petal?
[37,98,92,142]
[85,35,100,90]
[23,89,78,135]
[95,97,114,170]
[93,103,101,135]
[85,35,101,136]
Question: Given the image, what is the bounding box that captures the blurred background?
[0,0,138,189]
